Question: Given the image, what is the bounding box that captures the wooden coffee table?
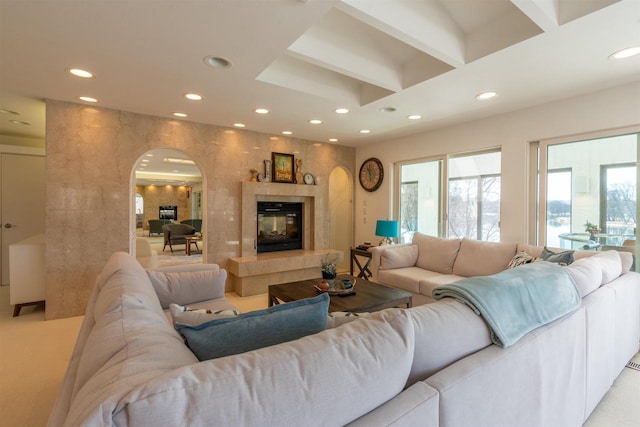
[268,274,412,313]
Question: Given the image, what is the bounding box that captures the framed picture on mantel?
[272,152,295,183]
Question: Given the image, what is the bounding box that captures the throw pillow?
[540,247,575,266]
[380,245,419,270]
[507,251,536,269]
[147,268,227,309]
[169,303,240,327]
[175,293,330,361]
[326,311,370,328]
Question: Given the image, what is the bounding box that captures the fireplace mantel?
[229,181,341,296]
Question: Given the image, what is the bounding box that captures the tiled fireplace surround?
[44,101,354,319]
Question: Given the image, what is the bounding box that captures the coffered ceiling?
[1,0,639,152]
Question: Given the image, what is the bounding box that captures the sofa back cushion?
[147,267,227,309]
[452,238,517,277]
[565,256,603,298]
[113,309,415,426]
[593,250,623,284]
[380,244,419,270]
[412,232,461,274]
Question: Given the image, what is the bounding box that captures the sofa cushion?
[113,309,415,427]
[147,268,227,309]
[593,250,622,284]
[419,274,465,298]
[565,256,603,298]
[378,267,433,294]
[66,294,199,426]
[412,232,461,274]
[380,245,419,270]
[452,238,517,277]
[176,293,329,360]
[407,299,492,386]
[540,247,575,265]
[169,303,240,327]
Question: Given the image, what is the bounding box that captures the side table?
[350,248,372,280]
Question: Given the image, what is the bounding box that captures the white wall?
[355,81,640,245]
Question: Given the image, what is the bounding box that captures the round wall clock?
[359,157,384,192]
[303,172,315,185]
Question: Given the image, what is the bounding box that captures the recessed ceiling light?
[67,68,94,78]
[254,108,269,114]
[0,108,20,115]
[78,96,97,103]
[329,138,338,142]
[270,136,279,140]
[609,46,640,60]
[379,107,396,113]
[203,56,232,68]
[9,119,31,126]
[476,91,497,101]
[233,123,246,128]
[359,129,371,134]
[142,159,150,163]
[145,153,153,157]
[408,114,422,120]
[184,93,203,101]
[282,130,293,135]
[335,108,349,114]
[309,119,322,124]
[173,112,188,117]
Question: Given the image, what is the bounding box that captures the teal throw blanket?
[432,262,581,348]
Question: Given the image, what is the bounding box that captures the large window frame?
[531,127,639,255]
[394,148,501,242]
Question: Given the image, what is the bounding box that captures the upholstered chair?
[162,223,197,253]
[180,219,203,233]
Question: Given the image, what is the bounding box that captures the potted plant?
[321,254,337,283]
[584,220,599,241]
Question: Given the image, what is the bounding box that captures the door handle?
[4,223,13,228]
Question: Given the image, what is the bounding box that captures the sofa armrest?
[346,381,439,427]
[369,244,411,282]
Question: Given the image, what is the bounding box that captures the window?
[534,131,638,258]
[398,159,441,243]
[448,151,501,241]
[396,149,501,243]
[546,169,572,247]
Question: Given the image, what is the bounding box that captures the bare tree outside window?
[400,181,418,243]
[448,175,500,241]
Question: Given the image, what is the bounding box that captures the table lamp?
[375,219,399,245]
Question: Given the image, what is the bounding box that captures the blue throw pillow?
[541,247,575,265]
[175,293,329,360]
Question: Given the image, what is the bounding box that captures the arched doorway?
[328,167,353,273]
[131,148,204,267]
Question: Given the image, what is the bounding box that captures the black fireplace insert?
[257,202,302,253]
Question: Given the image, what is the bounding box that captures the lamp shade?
[375,220,399,238]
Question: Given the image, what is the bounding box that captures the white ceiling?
[1,0,639,159]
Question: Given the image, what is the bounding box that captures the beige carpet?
[0,285,638,426]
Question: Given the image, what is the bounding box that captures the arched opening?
[328,167,353,273]
[131,148,204,267]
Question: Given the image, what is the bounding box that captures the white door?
[1,153,46,285]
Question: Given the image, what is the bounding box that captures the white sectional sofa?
[48,246,639,426]
[369,232,608,305]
